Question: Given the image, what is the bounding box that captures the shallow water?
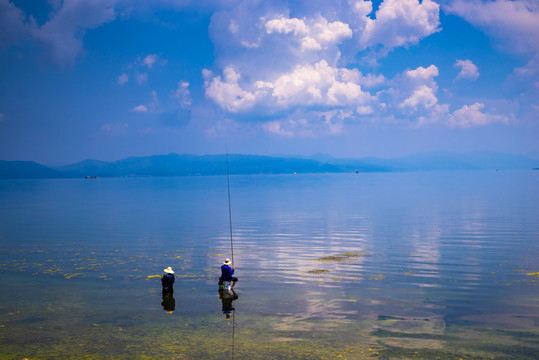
[0,171,538,359]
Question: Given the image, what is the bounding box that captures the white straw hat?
[223,259,231,265]
[164,266,174,274]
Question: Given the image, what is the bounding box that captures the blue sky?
[0,0,538,164]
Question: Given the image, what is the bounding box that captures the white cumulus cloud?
[359,0,441,52]
[393,65,440,112]
[444,0,539,55]
[132,105,148,113]
[204,60,373,115]
[204,67,258,113]
[454,59,479,81]
[265,15,352,52]
[447,102,509,128]
[405,64,439,81]
[265,17,309,37]
[401,85,438,109]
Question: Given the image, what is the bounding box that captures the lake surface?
[0,171,538,359]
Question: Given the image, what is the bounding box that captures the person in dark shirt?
[220,258,238,290]
[161,266,175,294]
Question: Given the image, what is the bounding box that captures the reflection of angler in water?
[161,266,176,314]
[219,288,239,320]
[161,292,175,314]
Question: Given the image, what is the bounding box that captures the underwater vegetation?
[1,245,538,359]
[312,250,369,263]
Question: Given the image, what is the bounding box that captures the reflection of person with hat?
[162,266,175,295]
[161,292,175,314]
[219,288,238,320]
[219,258,238,290]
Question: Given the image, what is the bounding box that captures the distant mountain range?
[1,152,538,179]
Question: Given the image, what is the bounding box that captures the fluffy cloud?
[2,0,515,139]
[205,53,512,135]
[393,65,440,112]
[203,0,447,136]
[0,0,33,50]
[204,67,258,113]
[1,0,118,67]
[132,105,148,113]
[405,64,439,81]
[443,1,537,123]
[265,15,352,52]
[204,0,446,136]
[32,0,116,67]
[131,90,160,113]
[172,81,193,108]
[143,54,157,68]
[401,85,438,109]
[204,60,373,114]
[444,0,539,54]
[416,104,450,126]
[142,54,167,69]
[359,0,441,52]
[454,59,479,81]
[265,17,309,37]
[447,102,509,128]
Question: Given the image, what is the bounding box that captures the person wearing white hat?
[161,266,175,294]
[220,258,238,290]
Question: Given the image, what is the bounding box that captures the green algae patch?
[312,250,368,263]
[307,269,331,274]
[369,274,384,280]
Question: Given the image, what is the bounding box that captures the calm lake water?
[0,171,538,359]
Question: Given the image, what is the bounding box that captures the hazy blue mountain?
[300,151,538,171]
[57,159,122,177]
[1,151,538,179]
[278,153,393,172]
[0,160,65,179]
[359,151,539,171]
[113,153,342,176]
[50,153,345,177]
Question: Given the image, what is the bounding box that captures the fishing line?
[232,308,236,359]
[226,144,235,265]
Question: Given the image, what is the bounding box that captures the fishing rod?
[226,145,235,266]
